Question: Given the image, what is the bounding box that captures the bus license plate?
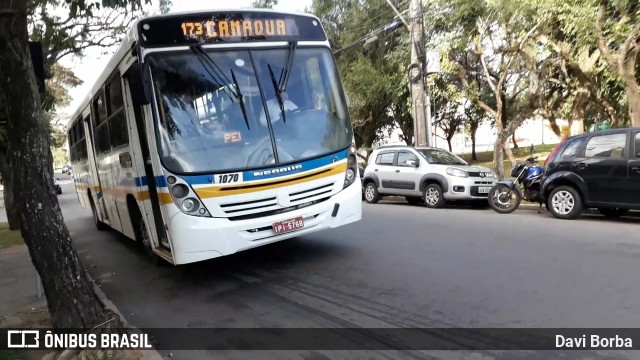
[272,217,304,235]
[478,187,492,194]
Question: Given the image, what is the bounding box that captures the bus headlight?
[346,168,355,182]
[343,146,358,189]
[164,174,211,217]
[171,184,189,198]
[181,198,199,212]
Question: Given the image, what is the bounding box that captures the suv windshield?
[147,47,351,173]
[416,148,468,165]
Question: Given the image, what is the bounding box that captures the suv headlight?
[446,167,468,178]
[343,143,358,189]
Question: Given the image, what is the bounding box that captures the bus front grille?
[218,182,335,220]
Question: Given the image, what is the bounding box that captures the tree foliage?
[311,0,411,149]
[251,0,279,8]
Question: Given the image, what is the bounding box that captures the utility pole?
[408,0,428,147]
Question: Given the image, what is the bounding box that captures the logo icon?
[277,193,291,207]
[479,172,486,178]
[7,330,40,348]
[253,164,302,178]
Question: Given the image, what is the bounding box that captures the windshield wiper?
[190,45,250,130]
[263,42,297,125]
[268,64,286,124]
[230,69,250,130]
[278,41,297,92]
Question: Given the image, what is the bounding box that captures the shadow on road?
[369,198,490,211]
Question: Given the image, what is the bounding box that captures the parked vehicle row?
[540,127,640,219]
[61,165,72,175]
[361,145,496,208]
[54,177,62,195]
[360,127,640,221]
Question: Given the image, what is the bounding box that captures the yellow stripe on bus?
[74,162,346,205]
[195,162,347,199]
[137,190,173,204]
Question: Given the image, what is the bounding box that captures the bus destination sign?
[138,12,327,47]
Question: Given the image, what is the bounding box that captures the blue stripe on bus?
[127,149,349,188]
[134,176,166,188]
[243,149,349,182]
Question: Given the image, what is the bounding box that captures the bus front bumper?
[167,181,362,265]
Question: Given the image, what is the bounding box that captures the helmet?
[526,165,543,180]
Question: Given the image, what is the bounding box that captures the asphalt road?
[57,182,640,360]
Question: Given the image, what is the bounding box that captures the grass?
[458,143,559,172]
[0,222,23,249]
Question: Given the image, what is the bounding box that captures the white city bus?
[67,9,362,265]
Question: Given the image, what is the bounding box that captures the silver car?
[362,145,497,208]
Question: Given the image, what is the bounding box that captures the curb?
[89,273,165,360]
[54,273,164,360]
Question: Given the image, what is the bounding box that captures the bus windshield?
[147,47,352,174]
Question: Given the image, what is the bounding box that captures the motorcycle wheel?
[488,184,522,214]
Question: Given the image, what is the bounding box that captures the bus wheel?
[90,199,107,231]
[137,217,163,266]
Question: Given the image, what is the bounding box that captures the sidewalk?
[0,189,7,223]
[0,215,164,359]
[0,245,47,323]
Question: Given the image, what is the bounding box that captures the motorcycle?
[488,156,544,214]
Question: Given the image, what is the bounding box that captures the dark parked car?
[541,128,640,219]
[54,178,62,195]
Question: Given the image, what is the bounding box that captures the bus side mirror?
[127,62,151,106]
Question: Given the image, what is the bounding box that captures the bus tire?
[90,198,107,231]
[131,208,163,266]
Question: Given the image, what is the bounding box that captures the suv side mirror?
[406,159,419,167]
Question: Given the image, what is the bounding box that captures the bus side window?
[92,92,111,154]
[105,74,129,149]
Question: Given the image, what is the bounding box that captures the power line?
[333,18,404,56]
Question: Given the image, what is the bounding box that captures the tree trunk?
[503,142,516,168]
[626,83,640,128]
[511,133,518,148]
[594,96,620,128]
[548,118,562,138]
[0,152,20,229]
[470,121,478,161]
[493,138,505,179]
[0,1,115,329]
[571,90,589,136]
[446,138,453,152]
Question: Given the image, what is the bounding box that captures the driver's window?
[396,151,418,167]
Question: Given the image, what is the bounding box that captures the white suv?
[362,145,497,208]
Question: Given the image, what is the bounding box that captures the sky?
[57,0,312,122]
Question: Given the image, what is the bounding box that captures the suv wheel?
[423,184,445,208]
[598,207,629,219]
[364,182,380,204]
[548,186,582,219]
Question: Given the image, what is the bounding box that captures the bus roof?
[66,9,323,131]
